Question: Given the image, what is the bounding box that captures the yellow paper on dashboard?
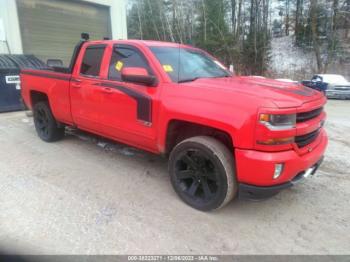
[163,65,173,72]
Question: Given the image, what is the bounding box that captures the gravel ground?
[0,100,349,255]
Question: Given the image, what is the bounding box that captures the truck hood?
[181,76,323,108]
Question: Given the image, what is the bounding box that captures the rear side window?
[80,45,106,77]
[108,46,152,81]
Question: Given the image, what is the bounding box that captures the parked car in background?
[302,74,350,99]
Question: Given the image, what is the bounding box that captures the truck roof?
[86,39,192,49]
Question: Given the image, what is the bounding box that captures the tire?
[169,136,237,211]
[33,101,65,142]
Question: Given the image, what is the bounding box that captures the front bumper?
[326,89,350,99]
[235,129,328,199]
[239,157,324,200]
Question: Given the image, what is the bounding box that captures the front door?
[98,45,158,150]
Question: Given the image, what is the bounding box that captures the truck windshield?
[149,46,231,83]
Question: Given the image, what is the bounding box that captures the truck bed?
[21,69,74,125]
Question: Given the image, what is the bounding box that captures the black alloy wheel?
[33,102,65,142]
[169,136,237,211]
[35,106,50,138]
[174,149,219,203]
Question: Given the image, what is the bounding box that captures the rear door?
[70,44,107,131]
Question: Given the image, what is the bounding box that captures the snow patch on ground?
[269,36,316,80]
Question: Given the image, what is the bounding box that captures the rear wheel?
[33,101,65,142]
[169,136,237,211]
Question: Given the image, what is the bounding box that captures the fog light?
[273,163,284,179]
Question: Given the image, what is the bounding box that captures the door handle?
[101,87,114,94]
[71,83,81,88]
[71,79,82,88]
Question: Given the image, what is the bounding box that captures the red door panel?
[70,77,102,131]
[97,80,158,151]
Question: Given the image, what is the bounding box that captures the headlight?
[259,113,296,130]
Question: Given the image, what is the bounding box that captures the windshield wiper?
[212,74,231,78]
[178,77,201,83]
[178,74,231,83]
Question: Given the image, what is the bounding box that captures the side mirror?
[47,59,63,67]
[121,67,157,86]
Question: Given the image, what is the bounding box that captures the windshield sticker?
[115,61,124,71]
[162,65,173,72]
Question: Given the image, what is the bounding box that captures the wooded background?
[127,0,350,79]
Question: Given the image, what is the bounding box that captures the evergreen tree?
[195,0,235,65]
[240,0,271,75]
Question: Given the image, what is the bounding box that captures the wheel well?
[30,91,48,107]
[165,120,234,154]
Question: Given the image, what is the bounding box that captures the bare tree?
[346,0,350,38]
[201,0,207,41]
[295,0,303,39]
[324,0,339,71]
[236,0,243,38]
[136,1,143,39]
[146,0,161,40]
[310,0,322,72]
[285,0,290,35]
[157,0,167,40]
[231,0,236,34]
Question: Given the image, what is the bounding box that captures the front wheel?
[169,136,237,211]
[33,101,65,142]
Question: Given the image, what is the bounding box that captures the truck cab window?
[108,47,151,81]
[80,45,106,77]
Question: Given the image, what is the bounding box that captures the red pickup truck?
[21,35,328,211]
